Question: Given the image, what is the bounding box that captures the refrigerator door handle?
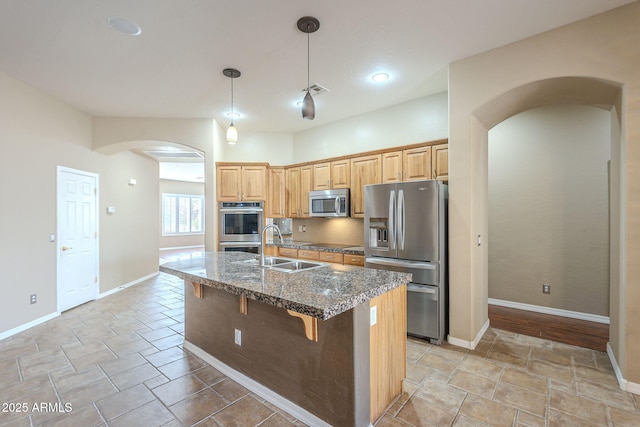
[365,257,436,269]
[389,190,396,250]
[398,189,405,250]
[407,284,437,294]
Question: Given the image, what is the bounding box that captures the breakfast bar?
[160,251,411,427]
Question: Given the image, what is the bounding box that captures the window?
[162,193,204,235]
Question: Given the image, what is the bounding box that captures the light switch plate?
[234,329,241,345]
[370,305,377,326]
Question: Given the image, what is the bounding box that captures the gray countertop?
[159,251,410,320]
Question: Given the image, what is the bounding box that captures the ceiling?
[0,0,635,136]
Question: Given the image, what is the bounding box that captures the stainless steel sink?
[237,257,327,273]
[270,260,326,273]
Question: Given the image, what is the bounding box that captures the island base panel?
[184,282,370,427]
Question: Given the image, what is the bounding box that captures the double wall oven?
[218,201,263,254]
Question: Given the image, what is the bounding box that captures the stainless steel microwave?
[309,189,350,217]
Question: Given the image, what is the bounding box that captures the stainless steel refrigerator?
[364,180,447,344]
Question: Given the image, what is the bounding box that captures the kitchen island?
[160,251,411,427]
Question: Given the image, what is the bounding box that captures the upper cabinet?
[431,143,448,182]
[382,151,403,183]
[350,154,382,218]
[221,140,447,215]
[383,143,448,183]
[216,163,267,201]
[266,167,286,218]
[403,146,432,181]
[286,165,313,217]
[313,159,350,190]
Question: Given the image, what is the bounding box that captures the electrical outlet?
[234,329,241,346]
[370,305,377,326]
[543,284,551,294]
[30,294,37,304]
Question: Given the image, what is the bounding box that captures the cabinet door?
[403,146,432,181]
[267,167,285,217]
[382,151,402,183]
[241,165,266,200]
[431,144,448,182]
[331,159,351,188]
[350,154,381,218]
[313,162,331,190]
[285,167,301,217]
[300,165,314,217]
[217,165,242,201]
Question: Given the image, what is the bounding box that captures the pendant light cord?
[230,77,234,125]
[307,28,310,91]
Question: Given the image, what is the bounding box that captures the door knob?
[62,246,72,251]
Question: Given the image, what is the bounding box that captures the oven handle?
[219,209,264,214]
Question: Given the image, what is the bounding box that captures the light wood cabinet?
[318,252,344,264]
[369,285,406,422]
[287,165,313,217]
[216,163,267,201]
[382,151,403,183]
[402,146,432,181]
[313,159,350,190]
[312,162,331,190]
[300,165,313,217]
[344,254,365,267]
[298,249,319,260]
[350,155,382,218]
[431,143,448,182]
[266,167,286,218]
[278,247,298,258]
[263,245,278,257]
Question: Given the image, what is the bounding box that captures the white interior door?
[57,167,99,312]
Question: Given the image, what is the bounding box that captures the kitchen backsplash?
[290,217,364,246]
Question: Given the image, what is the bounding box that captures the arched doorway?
[447,76,622,348]
[486,103,612,350]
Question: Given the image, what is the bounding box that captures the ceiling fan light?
[226,124,238,144]
[302,90,315,120]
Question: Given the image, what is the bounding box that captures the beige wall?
[159,179,206,249]
[0,71,158,334]
[291,218,364,247]
[292,92,448,163]
[448,2,640,386]
[221,132,294,166]
[92,117,217,251]
[488,105,610,315]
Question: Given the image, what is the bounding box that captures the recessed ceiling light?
[107,16,142,36]
[226,112,240,119]
[371,73,390,82]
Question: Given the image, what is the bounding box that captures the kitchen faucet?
[260,224,283,267]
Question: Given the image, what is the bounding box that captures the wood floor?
[488,304,609,352]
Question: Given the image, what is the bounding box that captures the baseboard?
[0,311,60,341]
[183,340,334,427]
[489,298,610,324]
[607,343,640,395]
[98,272,159,299]
[447,319,490,350]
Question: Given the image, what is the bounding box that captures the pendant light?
[297,16,320,120]
[223,68,241,144]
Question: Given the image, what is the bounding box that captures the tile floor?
[0,272,638,426]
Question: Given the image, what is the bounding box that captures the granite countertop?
[159,251,410,320]
[267,239,365,255]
